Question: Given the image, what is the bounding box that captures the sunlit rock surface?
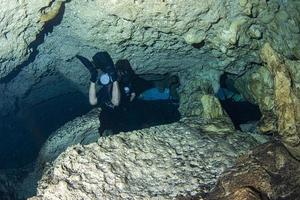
[207,141,300,200]
[26,110,268,199]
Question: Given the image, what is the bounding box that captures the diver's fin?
[76,55,94,72]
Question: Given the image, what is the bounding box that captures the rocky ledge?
[26,110,268,199]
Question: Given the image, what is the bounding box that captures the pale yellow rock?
[257,112,277,133]
[221,17,248,45]
[260,43,300,159]
[234,66,277,133]
[201,94,225,120]
[110,1,138,21]
[184,29,206,45]
[40,1,64,23]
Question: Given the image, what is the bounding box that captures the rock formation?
[260,43,300,159]
[24,110,268,199]
[207,141,300,200]
[0,0,66,79]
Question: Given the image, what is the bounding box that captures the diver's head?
[92,51,114,73]
[115,59,134,84]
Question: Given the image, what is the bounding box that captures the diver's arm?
[111,81,121,106]
[89,82,98,105]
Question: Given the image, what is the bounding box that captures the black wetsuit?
[97,84,117,135]
[97,82,136,135]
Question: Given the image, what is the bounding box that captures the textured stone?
[260,43,300,160]
[38,108,101,164]
[200,95,227,120]
[0,0,65,79]
[206,141,300,200]
[234,66,276,132]
[178,68,223,117]
[40,1,64,23]
[26,112,268,199]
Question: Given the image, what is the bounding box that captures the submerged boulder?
[26,110,268,199]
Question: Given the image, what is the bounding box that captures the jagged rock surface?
[27,112,268,199]
[38,108,101,165]
[234,43,300,159]
[206,141,300,200]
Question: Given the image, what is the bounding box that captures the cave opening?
[216,73,262,130]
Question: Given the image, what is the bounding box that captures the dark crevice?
[216,73,262,130]
[191,40,205,49]
[0,2,66,84]
[101,99,181,134]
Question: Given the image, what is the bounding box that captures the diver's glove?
[76,55,98,83]
[108,67,118,82]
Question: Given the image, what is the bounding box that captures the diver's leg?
[98,109,112,136]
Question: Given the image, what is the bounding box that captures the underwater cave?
[1,0,300,199]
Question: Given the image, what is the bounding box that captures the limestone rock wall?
[178,68,226,118]
[233,42,300,159]
[260,43,300,159]
[26,111,268,199]
[0,0,65,79]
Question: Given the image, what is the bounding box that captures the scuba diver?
[115,59,136,106]
[76,52,136,135]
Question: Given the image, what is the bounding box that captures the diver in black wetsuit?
[76,52,136,135]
